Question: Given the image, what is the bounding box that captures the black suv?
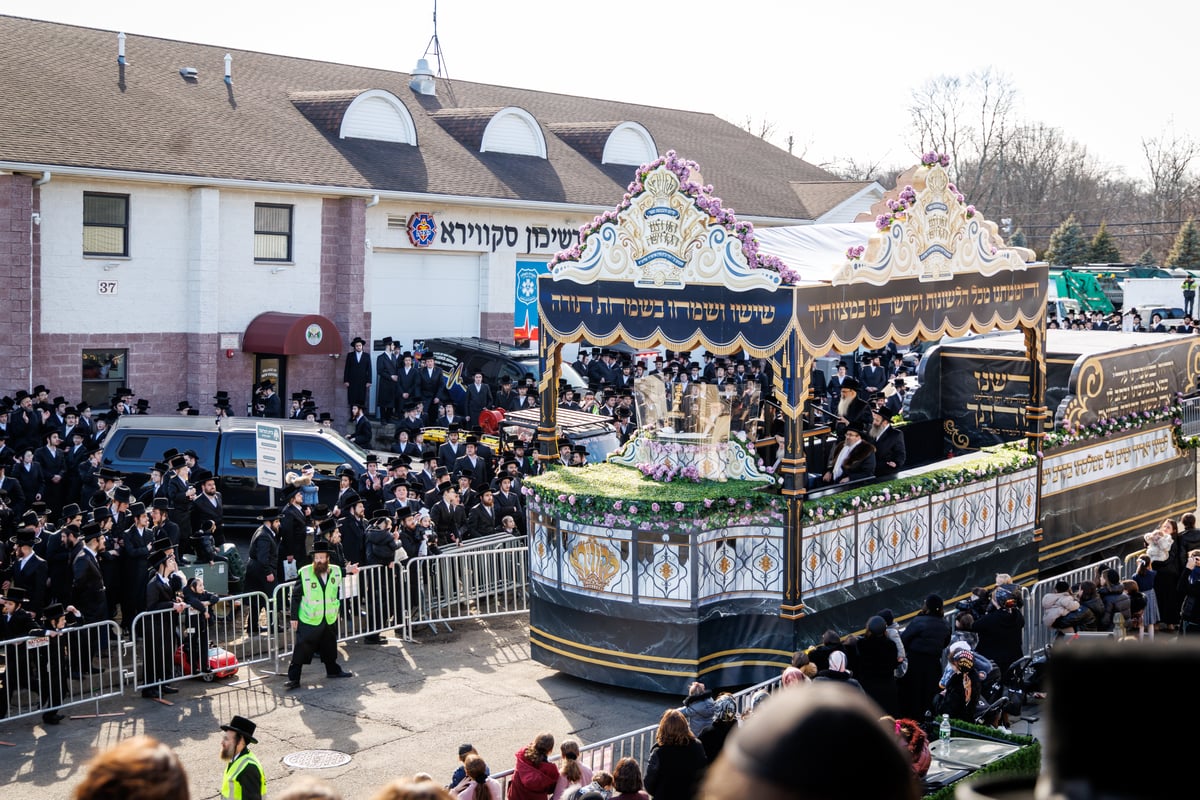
[101,415,391,530]
[416,337,587,406]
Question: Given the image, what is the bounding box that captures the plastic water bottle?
[939,713,952,754]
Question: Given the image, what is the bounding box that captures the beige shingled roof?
[0,14,858,219]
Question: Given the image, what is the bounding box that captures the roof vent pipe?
[117,32,126,65]
[224,54,232,85]
[409,58,437,96]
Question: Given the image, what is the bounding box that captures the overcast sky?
[2,0,1191,182]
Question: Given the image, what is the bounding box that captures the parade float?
[522,151,1051,691]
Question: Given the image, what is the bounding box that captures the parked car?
[415,336,588,407]
[101,415,391,531]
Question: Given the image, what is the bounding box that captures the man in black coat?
[453,437,489,487]
[395,351,420,415]
[860,354,887,396]
[33,430,66,516]
[337,492,368,567]
[349,403,373,449]
[465,485,502,541]
[244,507,280,635]
[190,468,225,548]
[375,337,399,423]
[71,523,108,625]
[868,407,907,479]
[149,497,181,551]
[462,370,493,427]
[165,454,196,555]
[831,377,873,440]
[120,502,154,630]
[417,352,448,424]
[493,473,525,535]
[0,458,27,518]
[429,484,467,546]
[343,336,373,413]
[142,547,185,697]
[438,426,466,470]
[277,486,309,581]
[9,527,48,613]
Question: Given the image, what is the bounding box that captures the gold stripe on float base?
[531,637,696,677]
[530,627,793,666]
[530,626,697,665]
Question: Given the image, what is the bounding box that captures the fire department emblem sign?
[407,213,437,247]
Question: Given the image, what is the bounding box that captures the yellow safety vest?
[297,563,341,625]
[221,749,266,799]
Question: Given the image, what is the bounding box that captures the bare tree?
[741,114,777,142]
[1142,125,1200,223]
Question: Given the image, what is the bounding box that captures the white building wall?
[41,178,191,333]
[215,190,324,332]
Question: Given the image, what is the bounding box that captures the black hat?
[572,445,588,455]
[169,454,187,470]
[148,548,172,569]
[79,521,103,542]
[176,400,194,412]
[162,447,181,461]
[191,468,215,487]
[1,586,28,605]
[394,506,413,523]
[221,715,258,744]
[14,389,29,401]
[41,603,66,622]
[152,461,169,473]
[213,390,231,401]
[351,336,366,347]
[422,449,438,463]
[93,506,112,524]
[19,510,39,527]
[474,482,493,495]
[281,484,304,503]
[135,398,151,410]
[29,500,49,516]
[616,406,632,418]
[309,503,331,521]
[318,412,332,422]
[339,491,363,509]
[440,483,457,495]
[371,508,394,521]
[96,466,123,482]
[845,421,868,436]
[151,497,173,512]
[33,384,49,396]
[365,453,379,465]
[193,519,217,536]
[924,594,944,613]
[434,466,449,479]
[290,392,305,402]
[256,507,281,522]
[113,485,133,504]
[127,501,147,518]
[316,517,337,535]
[60,502,83,521]
[149,537,174,556]
[9,526,38,548]
[839,377,859,391]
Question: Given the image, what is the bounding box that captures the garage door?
[367,251,481,354]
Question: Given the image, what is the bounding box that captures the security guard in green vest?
[219,715,266,800]
[284,539,354,689]
[1184,274,1197,317]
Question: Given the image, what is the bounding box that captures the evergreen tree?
[1009,229,1028,249]
[1165,218,1200,270]
[1045,214,1088,265]
[1088,221,1122,263]
[1135,247,1156,266]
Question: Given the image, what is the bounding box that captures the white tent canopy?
[754,221,875,285]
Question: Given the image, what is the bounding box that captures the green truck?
[1048,269,1114,315]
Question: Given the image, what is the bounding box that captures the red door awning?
[242,312,344,355]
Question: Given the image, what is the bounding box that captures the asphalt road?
[0,615,678,799]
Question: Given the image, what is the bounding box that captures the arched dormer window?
[339,89,417,145]
[602,122,656,166]
[480,107,546,158]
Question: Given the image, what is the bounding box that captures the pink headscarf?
[828,651,848,672]
[782,666,808,687]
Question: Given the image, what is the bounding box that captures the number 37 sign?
[97,280,118,295]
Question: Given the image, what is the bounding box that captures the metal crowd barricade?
[487,675,782,797]
[400,537,529,639]
[0,620,124,722]
[202,590,274,677]
[130,606,194,693]
[1022,557,1120,656]
[271,581,297,667]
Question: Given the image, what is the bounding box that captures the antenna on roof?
[423,0,448,79]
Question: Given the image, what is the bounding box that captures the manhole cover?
[282,750,353,769]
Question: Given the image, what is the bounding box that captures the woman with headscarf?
[813,650,863,691]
